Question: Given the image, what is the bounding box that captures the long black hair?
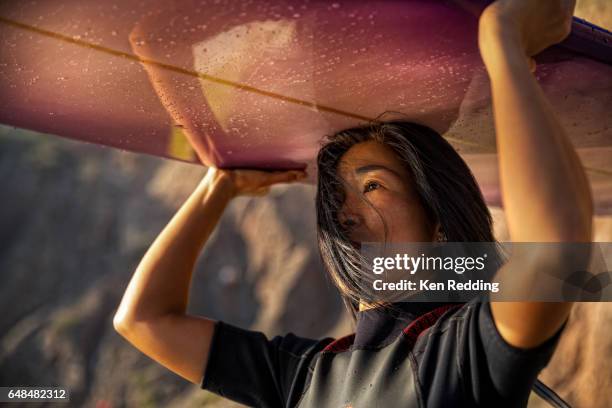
[315,116,497,323]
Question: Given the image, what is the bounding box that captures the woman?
[113,0,593,407]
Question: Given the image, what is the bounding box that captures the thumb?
[263,170,307,186]
[252,186,271,196]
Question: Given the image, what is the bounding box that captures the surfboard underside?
[0,0,610,213]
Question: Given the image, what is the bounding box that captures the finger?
[261,170,307,185]
[252,186,271,196]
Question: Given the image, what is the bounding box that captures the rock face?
[0,127,348,408]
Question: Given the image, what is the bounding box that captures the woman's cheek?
[364,195,399,236]
[388,198,431,241]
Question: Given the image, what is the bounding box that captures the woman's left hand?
[478,0,576,69]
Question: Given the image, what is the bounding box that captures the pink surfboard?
[0,0,611,213]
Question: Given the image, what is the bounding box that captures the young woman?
[113,0,593,406]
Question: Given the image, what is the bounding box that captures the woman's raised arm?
[113,166,306,384]
[478,0,593,349]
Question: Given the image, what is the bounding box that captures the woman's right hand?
[212,167,308,198]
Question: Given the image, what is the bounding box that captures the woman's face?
[337,140,436,244]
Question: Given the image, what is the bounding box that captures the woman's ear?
[430,222,440,242]
[432,222,446,242]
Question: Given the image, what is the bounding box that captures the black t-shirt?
[201,296,566,407]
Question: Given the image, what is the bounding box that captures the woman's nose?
[339,211,361,231]
[339,191,365,231]
[342,217,358,228]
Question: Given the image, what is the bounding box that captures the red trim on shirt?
[322,304,465,353]
[322,333,356,353]
[402,303,465,348]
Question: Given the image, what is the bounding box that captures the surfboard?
[0,0,610,213]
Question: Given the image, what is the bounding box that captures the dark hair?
[315,117,497,323]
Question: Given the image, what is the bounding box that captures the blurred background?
[1,1,611,407]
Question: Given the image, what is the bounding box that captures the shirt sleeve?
[200,320,334,408]
[413,297,567,407]
[463,297,567,407]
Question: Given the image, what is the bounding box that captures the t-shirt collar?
[353,302,452,349]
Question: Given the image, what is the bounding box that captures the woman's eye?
[363,181,380,193]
